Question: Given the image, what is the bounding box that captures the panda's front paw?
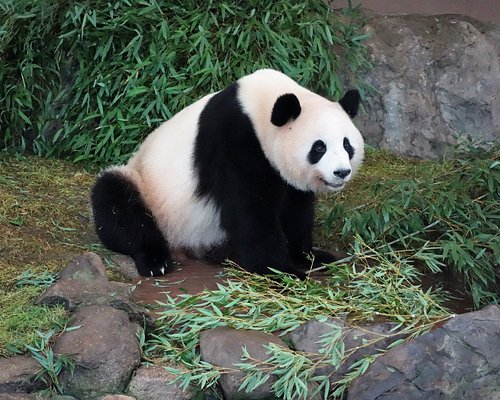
[133,253,171,277]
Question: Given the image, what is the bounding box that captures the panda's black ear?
[339,89,360,119]
[271,93,302,126]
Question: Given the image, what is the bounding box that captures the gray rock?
[110,255,140,281]
[0,395,44,400]
[58,252,108,281]
[348,304,500,400]
[200,327,281,399]
[288,318,403,386]
[99,395,136,400]
[53,305,141,400]
[127,365,194,400]
[36,278,129,311]
[0,355,46,393]
[200,327,321,400]
[357,15,500,159]
[36,253,153,329]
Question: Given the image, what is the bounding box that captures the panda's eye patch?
[343,137,354,159]
[308,140,327,164]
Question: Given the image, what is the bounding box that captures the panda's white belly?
[127,93,227,251]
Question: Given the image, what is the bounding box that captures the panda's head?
[266,89,364,193]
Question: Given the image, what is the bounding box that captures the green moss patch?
[0,154,96,355]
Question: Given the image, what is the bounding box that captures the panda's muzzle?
[319,169,352,190]
[319,177,346,190]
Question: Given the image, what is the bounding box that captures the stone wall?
[355,15,500,159]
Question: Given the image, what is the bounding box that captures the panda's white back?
[126,92,226,252]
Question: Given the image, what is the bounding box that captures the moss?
[0,154,97,355]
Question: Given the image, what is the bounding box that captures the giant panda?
[91,69,364,278]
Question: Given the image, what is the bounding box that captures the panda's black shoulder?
[194,82,283,200]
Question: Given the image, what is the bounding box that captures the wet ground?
[123,248,238,308]
[131,257,224,304]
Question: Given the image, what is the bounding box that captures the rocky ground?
[1,252,499,400]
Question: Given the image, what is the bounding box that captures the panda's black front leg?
[220,198,305,279]
[281,186,337,269]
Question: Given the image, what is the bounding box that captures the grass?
[0,287,67,355]
[0,153,96,356]
[313,147,443,257]
[26,329,76,394]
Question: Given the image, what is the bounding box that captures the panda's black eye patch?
[343,137,354,159]
[308,140,327,164]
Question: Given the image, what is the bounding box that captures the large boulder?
[288,318,404,387]
[53,305,141,400]
[200,327,284,400]
[357,15,500,159]
[127,365,194,400]
[36,253,153,328]
[348,304,500,400]
[0,356,46,393]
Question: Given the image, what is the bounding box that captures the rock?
[0,395,44,400]
[110,255,140,281]
[36,278,129,310]
[127,365,194,400]
[200,327,321,400]
[100,396,136,400]
[288,318,403,387]
[348,304,500,400]
[53,305,141,400]
[200,327,283,400]
[357,15,500,159]
[0,355,46,393]
[36,253,153,328]
[58,252,108,281]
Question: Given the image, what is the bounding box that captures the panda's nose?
[334,169,351,179]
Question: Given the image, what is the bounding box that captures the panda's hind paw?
[140,263,169,277]
[134,254,171,277]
